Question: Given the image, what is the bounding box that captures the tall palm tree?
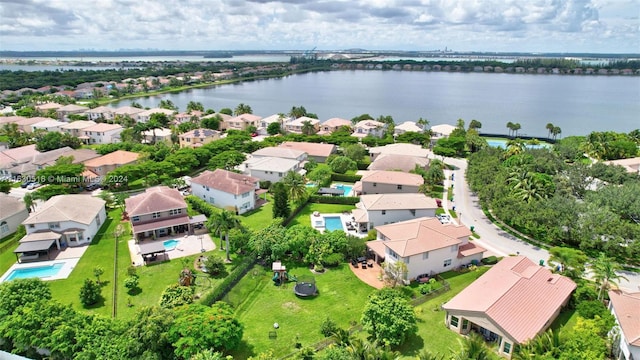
[207,210,241,262]
[301,120,316,135]
[551,126,562,140]
[417,117,429,131]
[506,122,514,137]
[282,171,307,204]
[23,193,36,213]
[512,123,522,137]
[234,103,252,116]
[592,252,628,300]
[545,123,554,139]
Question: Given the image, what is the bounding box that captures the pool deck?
[0,257,80,282]
[128,233,217,266]
[310,212,368,238]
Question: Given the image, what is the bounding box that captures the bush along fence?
[199,256,256,306]
[308,195,360,205]
[410,276,451,307]
[331,173,362,183]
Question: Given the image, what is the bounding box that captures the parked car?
[436,214,451,224]
[26,182,41,190]
[21,181,34,188]
[85,183,101,191]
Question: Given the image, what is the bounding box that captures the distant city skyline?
[1,0,638,54]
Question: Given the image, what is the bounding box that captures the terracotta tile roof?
[288,116,320,126]
[368,154,429,172]
[321,117,352,128]
[354,119,384,129]
[60,120,97,130]
[358,193,438,210]
[113,106,145,116]
[85,106,114,114]
[278,141,337,158]
[376,217,470,257]
[369,143,430,158]
[0,144,39,167]
[458,242,486,258]
[84,150,139,168]
[229,114,262,123]
[360,170,424,186]
[608,290,640,346]
[57,104,89,112]
[35,102,63,110]
[125,186,187,216]
[15,117,50,126]
[83,123,123,132]
[443,256,576,343]
[192,169,259,195]
[395,121,423,132]
[245,156,300,172]
[23,195,105,225]
[252,147,306,159]
[0,193,27,218]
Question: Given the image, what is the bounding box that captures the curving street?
[438,155,640,292]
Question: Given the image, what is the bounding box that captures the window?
[279,172,283,177]
[29,224,35,228]
[397,185,402,190]
[450,316,459,327]
[404,256,410,264]
[132,216,140,222]
[503,342,511,354]
[0,221,8,234]
[209,197,215,203]
[387,249,399,259]
[49,222,60,229]
[410,209,416,216]
[462,319,469,330]
[95,215,101,226]
[169,209,182,216]
[381,210,386,215]
[373,182,377,187]
[444,259,452,267]
[152,212,161,219]
[242,192,250,198]
[422,252,429,260]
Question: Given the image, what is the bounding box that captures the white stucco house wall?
[351,193,438,231]
[191,169,261,215]
[0,194,29,237]
[242,156,305,183]
[81,123,123,144]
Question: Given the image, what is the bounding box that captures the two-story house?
[83,150,139,181]
[14,195,106,262]
[113,106,145,122]
[285,116,320,134]
[56,104,89,120]
[318,117,352,135]
[257,114,291,135]
[84,106,115,122]
[81,123,123,144]
[179,128,221,148]
[31,119,66,133]
[251,147,308,163]
[0,194,29,237]
[369,143,430,161]
[352,119,386,139]
[353,170,423,195]
[242,157,304,183]
[223,114,262,131]
[394,121,423,135]
[367,217,485,281]
[60,120,97,138]
[277,141,337,163]
[191,169,261,215]
[125,186,190,240]
[135,108,175,123]
[351,193,438,232]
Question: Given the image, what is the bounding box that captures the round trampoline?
[293,276,318,297]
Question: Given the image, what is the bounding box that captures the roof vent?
[547,278,553,282]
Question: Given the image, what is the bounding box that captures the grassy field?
[228,263,375,359]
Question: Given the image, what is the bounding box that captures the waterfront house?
[368,154,430,172]
[430,124,457,146]
[113,106,145,121]
[242,156,304,183]
[135,108,175,123]
[31,119,66,133]
[223,114,262,131]
[353,170,423,195]
[83,149,138,180]
[608,290,640,360]
[285,116,320,134]
[278,141,337,163]
[125,186,190,241]
[442,256,576,359]
[257,114,292,135]
[179,128,221,148]
[142,128,173,144]
[318,117,352,135]
[81,123,123,144]
[56,104,89,120]
[191,169,261,215]
[60,120,97,137]
[14,195,106,261]
[352,119,386,139]
[351,193,438,232]
[84,106,115,122]
[369,143,430,160]
[367,217,485,281]
[394,121,423,135]
[0,194,29,237]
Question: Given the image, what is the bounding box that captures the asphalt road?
[440,155,640,292]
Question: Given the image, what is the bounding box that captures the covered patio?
[13,231,62,263]
[138,241,167,264]
[131,215,190,242]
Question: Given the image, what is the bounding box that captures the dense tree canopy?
[361,288,417,347]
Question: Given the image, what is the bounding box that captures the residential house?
[179,128,221,148]
[223,113,262,131]
[0,194,29,237]
[135,108,175,123]
[351,193,438,231]
[430,124,457,146]
[318,117,352,135]
[14,195,106,261]
[113,106,145,121]
[60,120,97,137]
[191,169,261,214]
[369,143,430,160]
[285,116,320,134]
[31,119,66,133]
[201,112,232,127]
[83,150,139,179]
[368,154,430,172]
[251,147,308,163]
[84,106,115,122]
[56,104,89,120]
[394,121,423,135]
[142,127,173,144]
[278,141,337,163]
[81,123,123,144]
[3,147,74,178]
[353,170,423,195]
[608,290,640,360]
[367,217,485,281]
[243,156,304,183]
[125,186,190,240]
[0,144,40,179]
[605,157,640,175]
[34,103,63,112]
[442,256,576,359]
[15,117,51,133]
[257,114,291,135]
[352,119,386,139]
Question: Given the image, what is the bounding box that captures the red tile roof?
[443,256,576,343]
[608,290,640,346]
[278,141,337,158]
[125,186,187,216]
[191,169,259,195]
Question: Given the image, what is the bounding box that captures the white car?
[437,214,451,224]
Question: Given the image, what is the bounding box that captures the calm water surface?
[111,71,639,137]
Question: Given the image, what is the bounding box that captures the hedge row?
[331,173,362,183]
[309,195,360,205]
[185,195,219,217]
[200,256,256,306]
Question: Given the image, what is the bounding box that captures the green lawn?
[287,203,356,228]
[228,263,375,359]
[240,194,274,231]
[0,242,19,277]
[397,267,490,358]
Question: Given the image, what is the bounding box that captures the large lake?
[110,71,639,138]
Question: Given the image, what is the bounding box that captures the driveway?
[440,155,640,292]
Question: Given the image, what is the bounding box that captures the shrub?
[331,173,362,183]
[259,180,271,189]
[419,283,432,295]
[127,266,138,277]
[309,195,360,205]
[322,253,344,267]
[577,300,609,319]
[203,255,227,277]
[79,278,102,307]
[200,257,255,306]
[159,284,194,309]
[314,264,325,273]
[124,275,139,294]
[481,256,498,265]
[320,317,339,337]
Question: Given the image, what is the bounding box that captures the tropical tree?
[22,193,36,212]
[202,114,222,130]
[272,182,290,219]
[551,126,562,140]
[506,121,515,137]
[416,117,429,131]
[282,170,307,204]
[267,121,281,135]
[328,156,357,174]
[234,103,252,115]
[0,179,11,194]
[592,252,628,300]
[301,120,316,135]
[207,210,242,261]
[186,101,204,113]
[158,99,178,111]
[0,278,52,317]
[512,122,522,137]
[289,105,308,119]
[548,247,587,280]
[360,288,417,347]
[79,278,102,307]
[468,119,482,131]
[452,332,494,360]
[546,123,555,139]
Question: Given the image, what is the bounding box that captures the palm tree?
[468,119,482,131]
[416,117,429,131]
[23,193,36,213]
[416,350,446,360]
[289,105,307,119]
[512,122,522,137]
[234,103,252,116]
[506,122,514,137]
[514,329,561,359]
[452,333,492,360]
[301,120,316,135]
[282,171,307,204]
[592,252,628,301]
[545,123,554,139]
[207,210,241,262]
[551,126,562,140]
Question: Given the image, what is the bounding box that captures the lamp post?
[198,235,204,253]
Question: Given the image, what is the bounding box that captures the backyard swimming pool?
[332,183,353,196]
[4,263,64,281]
[324,216,344,232]
[163,239,180,251]
[486,138,551,149]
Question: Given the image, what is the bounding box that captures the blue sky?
[1,0,638,53]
